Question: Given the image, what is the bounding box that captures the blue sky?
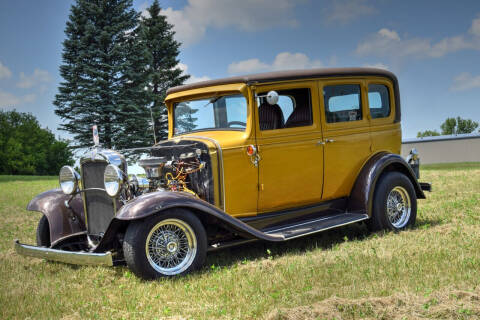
[1,0,480,139]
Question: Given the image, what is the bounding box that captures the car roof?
[166,67,398,95]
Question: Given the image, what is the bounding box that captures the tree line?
[417,117,479,138]
[0,110,74,175]
[54,0,188,154]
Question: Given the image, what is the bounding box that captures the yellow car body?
[165,69,402,218]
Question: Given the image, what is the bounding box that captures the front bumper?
[14,240,113,267]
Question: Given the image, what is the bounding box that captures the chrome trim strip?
[181,136,226,210]
[265,214,369,240]
[14,240,113,266]
[265,213,346,233]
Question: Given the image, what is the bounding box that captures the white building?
[401,133,480,164]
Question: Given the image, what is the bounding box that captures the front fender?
[27,189,86,245]
[348,152,426,216]
[93,191,282,252]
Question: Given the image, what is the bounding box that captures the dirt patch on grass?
[265,288,480,320]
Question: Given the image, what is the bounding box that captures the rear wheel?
[368,172,417,231]
[36,215,51,247]
[123,209,207,279]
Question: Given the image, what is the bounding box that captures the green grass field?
[1,163,479,319]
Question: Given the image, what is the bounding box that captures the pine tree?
[138,0,189,141]
[54,0,144,150]
[114,24,152,154]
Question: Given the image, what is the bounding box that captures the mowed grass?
[0,163,479,319]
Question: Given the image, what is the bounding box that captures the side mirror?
[266,91,279,105]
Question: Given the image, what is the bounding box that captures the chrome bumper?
[14,240,113,267]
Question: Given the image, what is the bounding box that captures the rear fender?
[27,189,86,245]
[348,152,425,216]
[94,191,281,252]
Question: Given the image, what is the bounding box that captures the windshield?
[173,94,247,135]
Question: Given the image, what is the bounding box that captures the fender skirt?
[26,189,86,246]
[94,191,283,252]
[348,152,426,217]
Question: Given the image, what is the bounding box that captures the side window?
[258,88,312,130]
[368,84,391,119]
[323,84,362,123]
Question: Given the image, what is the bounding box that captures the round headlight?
[59,166,79,195]
[104,164,125,197]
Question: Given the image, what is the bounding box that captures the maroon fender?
[93,191,282,253]
[27,189,86,246]
[115,191,282,241]
[348,152,425,216]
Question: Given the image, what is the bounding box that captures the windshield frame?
[171,92,249,137]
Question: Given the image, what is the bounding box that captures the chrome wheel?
[145,218,197,276]
[386,186,411,228]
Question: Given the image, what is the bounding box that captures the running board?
[264,213,369,240]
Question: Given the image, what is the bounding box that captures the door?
[254,81,324,212]
[319,79,373,200]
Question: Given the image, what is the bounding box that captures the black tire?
[123,208,207,279]
[36,215,51,247]
[368,171,417,231]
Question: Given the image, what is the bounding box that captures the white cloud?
[470,15,480,36]
[362,63,389,70]
[228,52,323,74]
[0,90,36,107]
[17,69,52,90]
[450,72,480,92]
[324,0,376,25]
[228,59,270,74]
[378,28,400,41]
[356,28,480,60]
[177,63,211,84]
[139,2,150,18]
[356,13,480,61]
[0,61,12,79]
[158,0,299,46]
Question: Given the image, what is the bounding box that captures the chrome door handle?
[316,141,325,146]
[325,139,335,143]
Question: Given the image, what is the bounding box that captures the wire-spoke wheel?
[368,171,417,231]
[386,186,411,228]
[145,219,197,276]
[123,209,207,279]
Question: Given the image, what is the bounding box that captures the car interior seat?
[258,102,285,130]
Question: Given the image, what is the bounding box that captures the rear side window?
[323,84,362,123]
[368,84,391,119]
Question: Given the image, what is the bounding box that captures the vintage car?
[15,68,431,279]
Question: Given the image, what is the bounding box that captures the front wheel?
[36,215,50,247]
[368,172,417,231]
[123,209,207,279]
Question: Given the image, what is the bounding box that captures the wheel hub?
[167,241,178,253]
[396,202,403,211]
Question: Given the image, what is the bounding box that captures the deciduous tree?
[0,110,73,175]
[417,130,440,138]
[440,117,479,135]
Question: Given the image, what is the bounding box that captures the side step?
[265,213,369,240]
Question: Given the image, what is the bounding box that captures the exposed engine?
[129,140,214,203]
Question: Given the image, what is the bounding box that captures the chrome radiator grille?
[81,161,115,236]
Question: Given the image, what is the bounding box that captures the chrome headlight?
[104,164,126,197]
[59,166,79,195]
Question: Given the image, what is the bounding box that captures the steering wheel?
[227,121,246,127]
